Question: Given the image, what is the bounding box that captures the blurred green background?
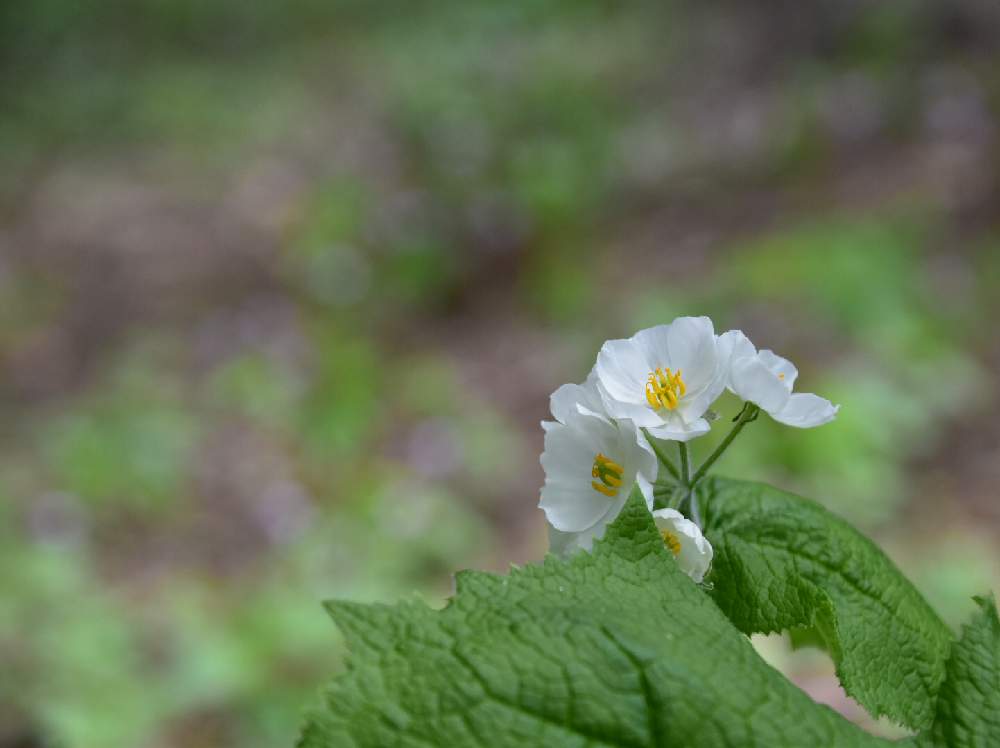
[2,1,999,745]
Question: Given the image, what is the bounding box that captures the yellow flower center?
[660,529,682,556]
[591,453,624,497]
[645,367,686,410]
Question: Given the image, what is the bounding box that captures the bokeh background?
[2,2,1000,746]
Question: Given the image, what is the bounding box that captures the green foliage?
[700,477,953,731]
[40,351,199,511]
[207,353,304,431]
[923,595,1000,748]
[298,333,383,462]
[299,489,887,747]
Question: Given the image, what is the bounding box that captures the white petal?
[716,329,756,392]
[665,316,718,389]
[676,531,713,583]
[539,423,609,531]
[645,416,711,442]
[540,478,619,534]
[550,383,585,424]
[596,380,663,427]
[632,324,675,369]
[716,329,756,367]
[675,374,726,425]
[548,524,589,556]
[548,468,653,557]
[652,508,713,583]
[652,507,684,525]
[729,355,791,415]
[633,472,655,511]
[547,498,622,556]
[772,392,839,428]
[620,420,659,491]
[539,413,640,532]
[550,371,606,424]
[596,337,650,407]
[757,349,798,392]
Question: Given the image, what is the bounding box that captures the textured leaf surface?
[923,595,1000,748]
[299,489,886,747]
[699,477,954,731]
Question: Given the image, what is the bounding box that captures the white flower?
[540,409,656,552]
[594,316,726,441]
[718,330,839,428]
[651,508,713,582]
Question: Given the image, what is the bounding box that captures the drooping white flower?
[718,330,839,428]
[651,508,713,582]
[540,409,656,553]
[594,316,726,441]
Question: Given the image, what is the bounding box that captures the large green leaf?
[699,477,954,731]
[922,595,1000,748]
[299,489,886,747]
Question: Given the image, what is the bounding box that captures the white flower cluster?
[540,316,838,582]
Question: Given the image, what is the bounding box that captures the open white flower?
[651,508,713,582]
[718,330,839,428]
[540,409,655,552]
[594,316,726,441]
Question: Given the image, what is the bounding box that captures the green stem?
[689,403,758,485]
[678,442,690,486]
[688,485,703,528]
[641,428,681,483]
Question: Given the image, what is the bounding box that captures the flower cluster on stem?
[540,316,838,583]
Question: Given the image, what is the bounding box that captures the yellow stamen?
[660,529,682,556]
[591,481,617,497]
[645,367,686,411]
[590,453,624,498]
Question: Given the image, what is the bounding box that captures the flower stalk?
[689,403,759,485]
